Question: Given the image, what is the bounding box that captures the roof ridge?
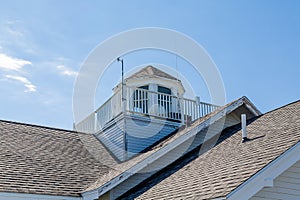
[0,119,87,135]
[262,99,300,115]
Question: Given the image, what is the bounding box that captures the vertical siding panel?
[126,115,179,158]
[96,118,125,161]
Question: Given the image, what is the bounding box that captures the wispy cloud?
[56,65,78,77]
[5,75,36,92]
[0,19,37,55]
[4,20,25,37]
[0,53,31,71]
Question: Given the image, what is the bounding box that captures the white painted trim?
[82,192,99,200]
[227,141,300,200]
[82,97,260,199]
[243,97,262,116]
[0,192,81,200]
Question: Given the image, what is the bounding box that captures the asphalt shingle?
[0,121,115,197]
[124,100,300,200]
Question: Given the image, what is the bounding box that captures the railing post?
[94,111,97,133]
[149,83,157,116]
[126,86,130,112]
[195,96,200,120]
[179,97,185,125]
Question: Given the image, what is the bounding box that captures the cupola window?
[157,86,172,118]
[133,85,149,114]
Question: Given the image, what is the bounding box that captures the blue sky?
[0,1,299,130]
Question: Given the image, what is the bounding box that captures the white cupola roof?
[113,65,185,97]
[127,65,179,81]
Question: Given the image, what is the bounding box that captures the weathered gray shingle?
[1,98,299,199]
[126,100,300,200]
[0,121,116,197]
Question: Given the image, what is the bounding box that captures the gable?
[127,65,178,81]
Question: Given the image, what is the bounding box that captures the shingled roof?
[126,65,178,80]
[0,98,299,199]
[0,120,117,197]
[121,100,300,200]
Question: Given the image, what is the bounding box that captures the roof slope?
[0,120,117,197]
[127,65,178,80]
[125,100,300,200]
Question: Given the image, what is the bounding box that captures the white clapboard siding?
[250,160,300,200]
[96,118,125,161]
[96,114,180,161]
[126,115,179,156]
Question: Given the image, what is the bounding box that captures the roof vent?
[241,114,249,143]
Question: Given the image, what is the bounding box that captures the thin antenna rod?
[117,57,124,98]
[117,57,127,160]
[176,55,179,86]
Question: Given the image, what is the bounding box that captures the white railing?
[127,87,182,121]
[75,89,122,133]
[75,86,219,133]
[182,98,219,122]
[75,112,96,134]
[96,89,122,130]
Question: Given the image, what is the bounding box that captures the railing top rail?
[199,101,220,107]
[76,111,95,126]
[95,89,121,113]
[182,98,219,107]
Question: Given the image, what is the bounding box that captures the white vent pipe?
[241,114,248,143]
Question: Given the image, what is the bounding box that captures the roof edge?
[263,99,300,115]
[240,96,262,116]
[0,119,88,135]
[0,192,81,200]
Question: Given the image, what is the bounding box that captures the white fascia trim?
[227,141,300,200]
[242,97,262,116]
[82,98,257,199]
[0,192,81,200]
[82,192,99,200]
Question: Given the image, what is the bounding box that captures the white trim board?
[0,192,81,200]
[227,141,300,200]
